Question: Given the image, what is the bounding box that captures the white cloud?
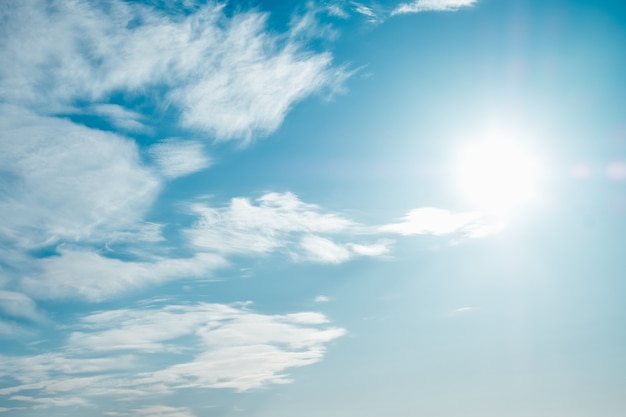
[106,222,166,244]
[0,353,135,388]
[348,240,392,256]
[89,104,148,133]
[0,302,345,402]
[0,291,44,322]
[186,192,396,263]
[9,395,88,409]
[443,306,482,318]
[327,5,350,18]
[22,250,226,302]
[314,295,331,303]
[299,235,352,264]
[352,2,378,22]
[392,0,478,15]
[150,140,212,179]
[380,207,502,238]
[6,189,394,304]
[353,4,376,17]
[0,320,29,338]
[132,305,346,392]
[451,306,478,314]
[0,105,161,250]
[0,0,346,142]
[187,192,355,256]
[171,12,342,141]
[134,406,197,417]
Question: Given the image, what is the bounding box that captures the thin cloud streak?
[132,406,197,417]
[89,104,149,133]
[150,140,212,179]
[392,0,478,15]
[380,207,503,238]
[22,250,226,302]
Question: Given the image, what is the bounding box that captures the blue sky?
[1,0,626,416]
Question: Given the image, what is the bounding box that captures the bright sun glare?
[454,136,543,214]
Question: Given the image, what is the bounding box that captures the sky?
[1,0,626,416]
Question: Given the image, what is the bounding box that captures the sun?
[453,136,543,214]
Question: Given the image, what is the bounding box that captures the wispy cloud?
[353,3,376,18]
[1,190,395,304]
[186,192,353,255]
[380,207,502,238]
[392,0,478,15]
[150,140,212,179]
[0,0,346,142]
[352,2,381,22]
[445,306,481,317]
[325,1,385,22]
[0,320,30,338]
[0,291,45,322]
[132,406,197,417]
[89,104,149,133]
[22,250,226,302]
[348,241,393,256]
[299,235,352,264]
[186,192,391,262]
[327,4,350,18]
[0,302,345,403]
[0,105,161,250]
[8,395,88,409]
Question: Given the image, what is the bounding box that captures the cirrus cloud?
[0,302,346,406]
[392,0,478,15]
[0,0,347,142]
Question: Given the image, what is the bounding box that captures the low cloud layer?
[0,302,345,410]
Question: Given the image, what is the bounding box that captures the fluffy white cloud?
[0,302,345,404]
[0,0,345,141]
[392,0,478,15]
